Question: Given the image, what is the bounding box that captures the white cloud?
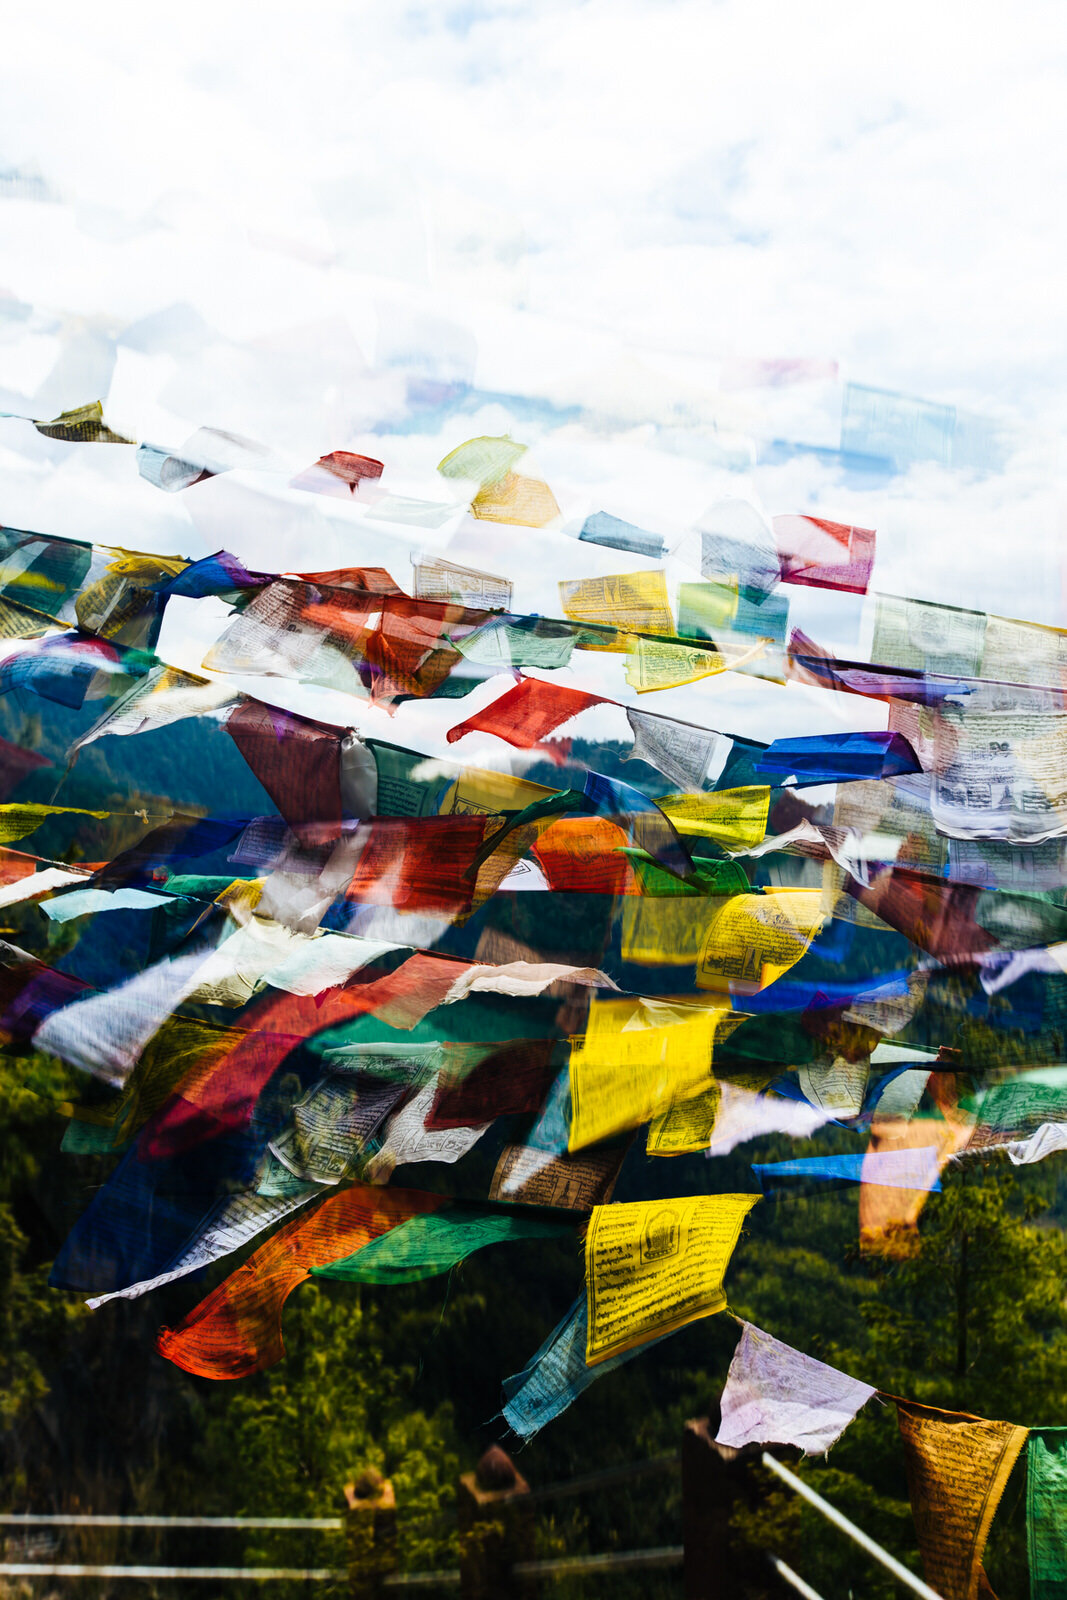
[0,0,1063,745]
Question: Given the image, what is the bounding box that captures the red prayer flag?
[345,816,490,915]
[226,700,343,843]
[848,864,997,961]
[144,953,473,1156]
[773,514,876,595]
[426,1039,556,1129]
[446,678,603,749]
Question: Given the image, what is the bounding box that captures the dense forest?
[6,1052,1067,1598]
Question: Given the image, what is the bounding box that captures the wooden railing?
[0,1418,940,1597]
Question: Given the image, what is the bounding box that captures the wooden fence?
[0,1420,940,1599]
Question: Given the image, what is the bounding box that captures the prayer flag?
[1027,1429,1067,1600]
[157,1184,446,1378]
[895,1398,1027,1600]
[717,1322,875,1454]
[584,1193,758,1364]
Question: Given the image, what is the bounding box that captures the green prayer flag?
[311,1204,574,1285]
[977,1071,1067,1138]
[616,847,750,899]
[452,620,576,670]
[162,874,254,898]
[1029,1429,1067,1599]
[367,740,448,816]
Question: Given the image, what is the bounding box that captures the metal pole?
[760,1453,943,1600]
[769,1555,826,1600]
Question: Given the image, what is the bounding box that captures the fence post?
[683,1417,788,1600]
[457,1444,537,1600]
[344,1468,397,1600]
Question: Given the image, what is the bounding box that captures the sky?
[0,0,1063,753]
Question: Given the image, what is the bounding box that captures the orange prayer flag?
[157,1184,447,1379]
[860,1072,976,1258]
[532,817,637,895]
[895,1398,1027,1600]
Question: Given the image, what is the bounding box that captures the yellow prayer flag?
[676,579,740,633]
[213,878,264,925]
[620,896,727,967]
[895,1399,1027,1600]
[471,472,559,526]
[115,1014,242,1139]
[623,636,725,692]
[559,570,673,636]
[657,787,770,850]
[34,400,135,444]
[0,594,62,640]
[646,1082,722,1155]
[696,889,824,993]
[469,819,540,917]
[568,996,741,1150]
[75,550,189,643]
[0,803,110,845]
[441,765,557,817]
[584,1192,758,1364]
[982,611,1067,688]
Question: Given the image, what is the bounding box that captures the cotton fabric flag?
[558,570,673,635]
[656,787,770,849]
[568,997,742,1150]
[716,1322,876,1454]
[625,707,733,790]
[446,677,603,748]
[86,1187,320,1309]
[696,890,825,993]
[755,730,920,785]
[584,1193,758,1365]
[895,1398,1028,1600]
[1028,1429,1067,1600]
[311,1204,574,1285]
[706,1082,834,1158]
[860,1073,976,1258]
[773,513,876,595]
[502,1293,667,1439]
[157,1184,447,1378]
[579,511,666,560]
[753,1149,942,1194]
[471,472,559,526]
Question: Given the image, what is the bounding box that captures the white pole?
[0,1567,345,1581]
[769,1554,827,1600]
[0,1515,341,1530]
[761,1453,943,1600]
